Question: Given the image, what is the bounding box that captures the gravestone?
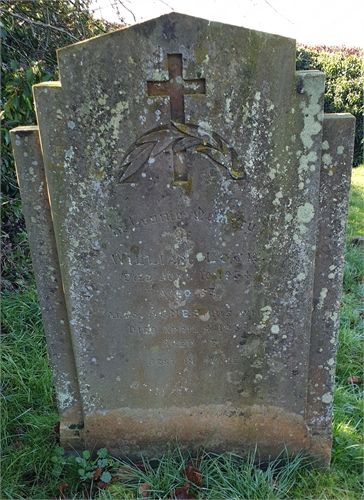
[11,13,355,465]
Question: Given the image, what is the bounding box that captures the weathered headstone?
[11,13,355,465]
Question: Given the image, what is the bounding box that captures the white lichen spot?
[330,312,338,322]
[337,145,344,155]
[298,224,308,235]
[328,273,335,279]
[285,214,293,223]
[64,147,74,164]
[224,97,233,122]
[67,121,76,129]
[258,306,272,329]
[196,252,205,262]
[198,311,210,321]
[271,325,280,334]
[110,101,129,139]
[299,76,323,149]
[322,393,333,404]
[255,374,263,380]
[322,153,332,168]
[268,168,276,180]
[254,92,261,101]
[273,191,283,206]
[327,358,335,366]
[293,234,302,245]
[296,273,306,281]
[322,140,329,150]
[57,382,74,410]
[317,287,328,310]
[98,95,108,106]
[297,203,314,223]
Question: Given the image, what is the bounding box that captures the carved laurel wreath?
[119,121,244,182]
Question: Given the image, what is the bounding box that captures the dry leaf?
[93,467,103,480]
[140,482,151,498]
[346,376,360,385]
[170,482,193,499]
[184,463,202,487]
[58,482,68,499]
[134,461,147,472]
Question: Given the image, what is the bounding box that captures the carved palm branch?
[119,121,244,182]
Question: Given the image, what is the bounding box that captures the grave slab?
[11,13,355,465]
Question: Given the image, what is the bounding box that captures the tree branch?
[0,8,79,41]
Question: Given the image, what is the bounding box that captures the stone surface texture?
[10,127,83,445]
[11,13,355,465]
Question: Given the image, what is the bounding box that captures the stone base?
[60,404,331,466]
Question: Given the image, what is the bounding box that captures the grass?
[1,166,363,499]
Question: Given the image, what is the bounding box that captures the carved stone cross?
[147,54,206,181]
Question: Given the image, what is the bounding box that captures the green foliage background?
[296,46,363,166]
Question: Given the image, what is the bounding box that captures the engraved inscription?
[163,339,194,348]
[108,208,255,236]
[204,356,239,365]
[148,358,176,366]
